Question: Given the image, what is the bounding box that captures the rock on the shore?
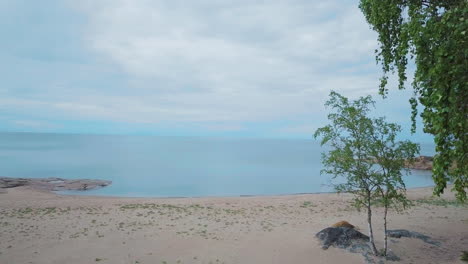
[316,226,440,263]
[0,178,30,188]
[405,156,433,170]
[0,177,111,192]
[316,226,369,250]
[387,229,440,246]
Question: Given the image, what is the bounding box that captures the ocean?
[0,132,435,197]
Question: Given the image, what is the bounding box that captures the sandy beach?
[0,186,466,264]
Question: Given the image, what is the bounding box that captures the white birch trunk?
[367,196,379,255]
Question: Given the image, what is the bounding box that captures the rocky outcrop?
[387,229,440,246]
[316,226,369,250]
[370,156,433,170]
[0,178,30,188]
[405,156,433,170]
[316,224,439,263]
[0,177,111,192]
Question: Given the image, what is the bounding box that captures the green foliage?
[371,117,420,213]
[461,251,468,262]
[359,0,468,201]
[314,92,419,210]
[315,91,420,256]
[315,91,381,255]
[314,91,378,209]
[415,197,467,207]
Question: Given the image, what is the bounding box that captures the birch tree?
[371,117,419,256]
[314,91,380,255]
[359,0,467,201]
[315,92,419,256]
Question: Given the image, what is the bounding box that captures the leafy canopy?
[314,91,420,256]
[314,91,377,206]
[371,117,419,212]
[359,0,467,201]
[314,91,419,209]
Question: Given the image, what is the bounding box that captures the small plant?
[300,201,313,208]
[461,251,468,262]
[416,198,466,208]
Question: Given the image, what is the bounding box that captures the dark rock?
[0,178,30,188]
[384,251,400,262]
[0,177,111,192]
[387,229,440,246]
[315,227,417,263]
[316,226,369,250]
[316,227,385,263]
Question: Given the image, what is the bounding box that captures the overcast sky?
[0,0,432,142]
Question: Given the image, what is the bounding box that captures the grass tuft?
[461,251,468,262]
[415,198,466,207]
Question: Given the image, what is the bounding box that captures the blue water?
[0,132,436,197]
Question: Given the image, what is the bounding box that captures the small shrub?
[461,251,468,262]
[415,198,466,207]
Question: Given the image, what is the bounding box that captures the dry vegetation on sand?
[0,186,466,264]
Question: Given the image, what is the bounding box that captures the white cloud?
[4,0,385,130]
[62,1,380,123]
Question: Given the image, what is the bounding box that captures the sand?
[0,186,466,264]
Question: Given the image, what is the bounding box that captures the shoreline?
[1,176,437,200]
[55,184,439,200]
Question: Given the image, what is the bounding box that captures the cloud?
[58,0,380,123]
[77,1,377,80]
[2,0,423,137]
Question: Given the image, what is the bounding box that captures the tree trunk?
[383,202,388,256]
[366,195,379,255]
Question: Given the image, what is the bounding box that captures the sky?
[0,0,433,142]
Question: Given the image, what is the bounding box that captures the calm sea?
[0,132,435,197]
